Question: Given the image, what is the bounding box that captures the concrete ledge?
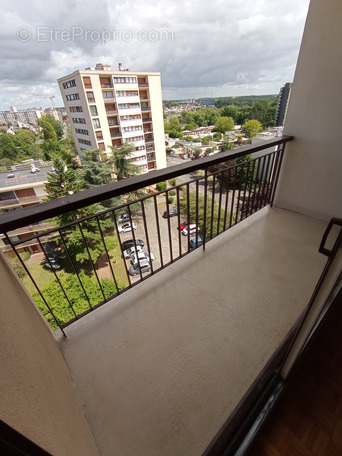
[58,206,327,456]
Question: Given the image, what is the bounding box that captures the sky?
[0,0,311,110]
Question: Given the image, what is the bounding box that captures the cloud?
[0,0,310,108]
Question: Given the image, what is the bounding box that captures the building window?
[72,117,86,124]
[63,79,76,89]
[123,125,142,132]
[75,128,89,135]
[83,77,92,89]
[103,91,114,99]
[136,145,145,151]
[120,114,141,121]
[113,77,137,84]
[92,118,101,129]
[86,92,95,103]
[66,93,80,101]
[69,106,83,112]
[126,135,144,142]
[118,103,140,110]
[78,138,92,145]
[89,106,98,116]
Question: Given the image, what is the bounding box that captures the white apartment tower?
[58,63,166,172]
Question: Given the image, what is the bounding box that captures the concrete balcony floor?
[57,206,327,456]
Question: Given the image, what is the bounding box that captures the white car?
[118,222,137,233]
[130,250,155,265]
[182,223,199,236]
[122,245,143,259]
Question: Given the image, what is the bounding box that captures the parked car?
[130,250,155,265]
[181,154,188,160]
[118,213,130,223]
[178,221,192,231]
[128,259,151,276]
[162,208,178,218]
[118,222,137,233]
[122,245,143,259]
[182,224,199,236]
[121,239,145,251]
[189,236,204,249]
[7,173,15,178]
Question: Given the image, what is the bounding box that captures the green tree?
[80,149,113,189]
[0,133,17,161]
[242,120,262,139]
[215,116,235,135]
[179,192,229,238]
[40,119,57,141]
[221,105,239,121]
[39,113,63,139]
[212,132,222,141]
[33,273,124,330]
[108,142,139,180]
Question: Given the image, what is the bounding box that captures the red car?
[178,221,192,231]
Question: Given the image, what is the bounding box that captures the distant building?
[199,98,216,107]
[276,83,292,127]
[58,63,166,173]
[0,108,44,127]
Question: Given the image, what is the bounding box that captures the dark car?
[121,239,145,251]
[162,208,178,218]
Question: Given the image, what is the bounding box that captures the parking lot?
[117,196,193,283]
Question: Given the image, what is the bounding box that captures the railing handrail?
[0,136,293,232]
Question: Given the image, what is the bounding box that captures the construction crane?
[43,95,59,121]
[44,95,56,111]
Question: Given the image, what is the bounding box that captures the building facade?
[58,64,167,173]
[275,82,292,127]
[0,108,44,127]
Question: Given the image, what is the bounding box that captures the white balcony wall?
[275,0,342,221]
[117,107,141,116]
[116,95,140,104]
[0,252,98,456]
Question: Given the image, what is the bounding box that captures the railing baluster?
[153,194,164,268]
[165,190,173,263]
[38,237,78,320]
[217,172,223,236]
[222,165,231,231]
[112,209,132,289]
[210,174,216,239]
[95,215,120,296]
[78,221,106,303]
[59,228,93,310]
[202,168,208,250]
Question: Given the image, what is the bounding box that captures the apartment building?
[58,64,167,173]
[0,169,51,257]
[0,107,45,127]
[275,82,292,127]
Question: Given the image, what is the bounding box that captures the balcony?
[142,117,152,123]
[2,5,342,456]
[0,133,340,455]
[110,132,122,138]
[138,82,149,87]
[0,194,43,208]
[106,109,118,115]
[141,106,151,112]
[101,84,113,89]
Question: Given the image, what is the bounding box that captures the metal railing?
[0,136,292,335]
